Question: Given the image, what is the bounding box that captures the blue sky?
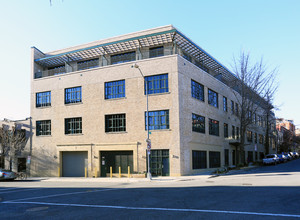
[1,0,299,127]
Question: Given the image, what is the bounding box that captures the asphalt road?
[1,159,300,220]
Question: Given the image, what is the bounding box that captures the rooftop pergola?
[34,28,237,82]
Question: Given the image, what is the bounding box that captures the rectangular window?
[224,123,228,138]
[209,151,221,168]
[48,65,65,76]
[145,74,168,95]
[191,80,204,101]
[192,114,205,133]
[208,89,218,108]
[145,110,169,130]
[236,127,240,140]
[65,86,82,104]
[231,101,235,114]
[105,80,125,99]
[36,91,51,108]
[209,119,219,136]
[36,120,51,136]
[149,46,164,58]
[225,149,229,166]
[259,134,263,144]
[247,130,253,142]
[254,133,258,143]
[235,103,239,116]
[105,114,126,132]
[223,96,227,112]
[111,51,136,64]
[65,117,82,134]
[192,151,207,169]
[232,125,236,139]
[77,58,99,71]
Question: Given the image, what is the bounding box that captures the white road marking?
[3,188,122,202]
[3,201,300,218]
[0,187,19,191]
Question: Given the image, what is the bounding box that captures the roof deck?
[33,25,237,84]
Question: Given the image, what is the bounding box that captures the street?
[0,159,300,220]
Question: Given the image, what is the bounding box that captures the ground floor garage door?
[100,151,133,177]
[62,151,87,177]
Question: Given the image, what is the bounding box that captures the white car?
[263,154,279,165]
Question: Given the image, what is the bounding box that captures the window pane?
[105,80,125,99]
[191,80,204,101]
[105,114,126,132]
[65,87,82,104]
[145,110,169,130]
[65,117,82,134]
[36,91,51,107]
[145,74,168,95]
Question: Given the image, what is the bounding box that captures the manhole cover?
[26,206,49,212]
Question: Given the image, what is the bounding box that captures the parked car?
[0,169,17,180]
[277,154,287,163]
[284,153,292,161]
[263,154,279,165]
[292,152,299,158]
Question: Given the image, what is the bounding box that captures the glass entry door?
[149,150,169,176]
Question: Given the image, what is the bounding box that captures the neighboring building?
[276,118,295,135]
[0,118,32,172]
[30,25,275,177]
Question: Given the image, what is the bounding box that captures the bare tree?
[0,124,27,171]
[230,51,278,164]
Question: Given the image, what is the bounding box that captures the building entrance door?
[149,149,169,176]
[100,151,133,177]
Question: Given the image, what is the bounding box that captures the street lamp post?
[132,63,152,180]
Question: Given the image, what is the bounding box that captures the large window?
[48,65,65,76]
[209,119,219,136]
[65,117,82,134]
[223,96,227,112]
[247,130,253,142]
[224,123,228,138]
[149,46,164,58]
[231,100,235,114]
[259,134,263,144]
[77,58,99,71]
[145,74,168,95]
[209,151,221,168]
[105,80,125,99]
[192,114,205,133]
[65,87,82,104]
[145,110,169,130]
[191,80,204,101]
[111,51,136,64]
[36,120,51,136]
[36,91,51,108]
[232,125,236,139]
[208,89,218,108]
[105,114,126,132]
[236,127,240,140]
[192,151,207,169]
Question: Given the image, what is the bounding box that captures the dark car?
[277,154,287,163]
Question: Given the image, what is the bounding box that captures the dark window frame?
[105,114,126,133]
[145,110,169,130]
[224,123,228,138]
[192,150,207,169]
[77,58,99,71]
[191,80,204,102]
[145,74,168,95]
[111,51,136,64]
[208,89,218,108]
[65,117,82,134]
[36,120,51,136]
[192,113,205,133]
[105,80,125,99]
[36,91,51,108]
[65,86,82,104]
[223,96,227,112]
[149,46,164,58]
[209,151,221,168]
[209,118,219,136]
